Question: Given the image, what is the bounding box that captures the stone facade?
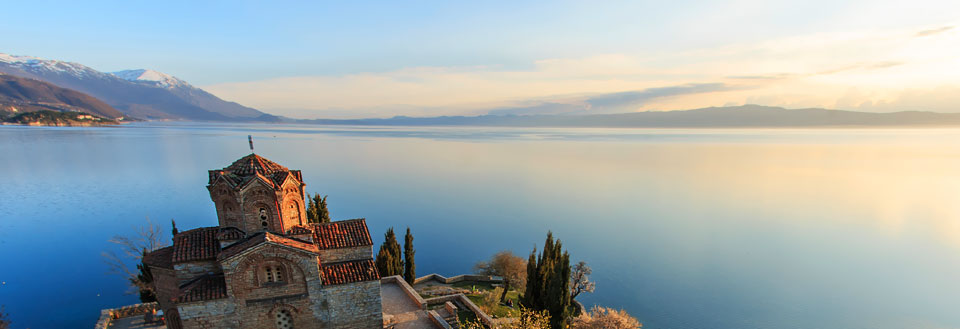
[143,154,383,329]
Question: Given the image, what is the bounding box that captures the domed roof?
[223,153,289,176]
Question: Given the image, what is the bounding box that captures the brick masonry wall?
[316,280,383,329]
[178,298,237,329]
[317,246,371,264]
[222,244,317,304]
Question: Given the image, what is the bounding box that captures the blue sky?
[3,0,960,118]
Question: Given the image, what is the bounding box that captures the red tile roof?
[177,274,227,303]
[312,219,373,249]
[142,246,174,270]
[218,232,320,261]
[216,226,246,241]
[208,154,301,189]
[319,259,379,286]
[172,227,221,263]
[224,153,289,176]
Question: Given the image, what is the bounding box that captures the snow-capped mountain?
[0,53,277,121]
[111,69,188,88]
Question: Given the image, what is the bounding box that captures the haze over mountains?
[0,53,278,121]
[306,105,960,128]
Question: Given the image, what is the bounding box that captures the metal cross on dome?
[248,135,254,151]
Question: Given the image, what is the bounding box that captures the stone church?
[143,153,383,329]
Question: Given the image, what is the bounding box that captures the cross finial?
[248,135,254,151]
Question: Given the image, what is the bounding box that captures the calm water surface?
[1,123,959,329]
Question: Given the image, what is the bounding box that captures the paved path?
[382,282,440,329]
[381,282,422,315]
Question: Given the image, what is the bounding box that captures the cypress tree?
[523,247,539,309]
[306,193,318,223]
[375,228,403,277]
[316,194,330,223]
[403,227,416,284]
[522,231,572,329]
[306,193,331,224]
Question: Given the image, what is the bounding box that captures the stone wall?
[413,273,502,285]
[178,298,237,329]
[317,280,383,329]
[317,246,371,264]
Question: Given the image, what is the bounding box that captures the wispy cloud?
[204,21,960,118]
[915,26,953,37]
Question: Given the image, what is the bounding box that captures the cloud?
[584,83,735,112]
[915,26,953,37]
[203,21,960,119]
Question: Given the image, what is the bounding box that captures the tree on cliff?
[570,261,595,299]
[102,217,168,303]
[306,193,331,224]
[375,227,403,277]
[403,227,416,284]
[522,231,572,329]
[474,250,527,303]
[570,306,641,329]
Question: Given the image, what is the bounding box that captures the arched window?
[263,265,285,284]
[275,309,293,329]
[259,208,269,230]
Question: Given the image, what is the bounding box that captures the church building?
[142,153,383,329]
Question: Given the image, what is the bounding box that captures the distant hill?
[2,109,118,126]
[0,74,125,119]
[0,53,279,122]
[302,105,960,127]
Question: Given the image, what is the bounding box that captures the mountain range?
[303,104,960,127]
[0,53,278,121]
[0,73,123,119]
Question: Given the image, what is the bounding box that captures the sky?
[2,0,960,118]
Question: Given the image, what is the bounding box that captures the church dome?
[223,153,289,176]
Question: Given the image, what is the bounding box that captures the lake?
[1,123,959,329]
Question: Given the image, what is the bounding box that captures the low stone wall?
[444,301,458,316]
[424,294,494,328]
[428,310,454,329]
[95,302,159,329]
[413,273,502,285]
[381,275,426,310]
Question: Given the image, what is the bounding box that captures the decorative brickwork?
[140,153,383,329]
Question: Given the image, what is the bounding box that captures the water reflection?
[0,124,958,329]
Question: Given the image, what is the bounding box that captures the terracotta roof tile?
[312,219,373,249]
[177,274,227,303]
[224,153,288,176]
[216,226,246,241]
[218,232,319,261]
[319,259,379,286]
[142,246,174,270]
[172,227,221,263]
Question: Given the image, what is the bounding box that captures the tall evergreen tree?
[316,194,330,223]
[523,248,539,309]
[375,228,403,277]
[403,227,416,284]
[306,194,318,223]
[306,193,331,224]
[521,231,572,329]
